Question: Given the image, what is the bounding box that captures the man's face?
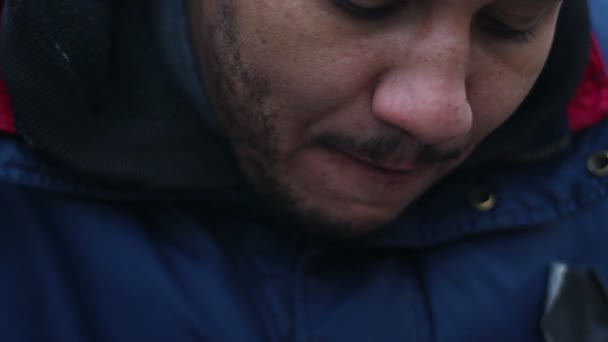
[189,0,562,236]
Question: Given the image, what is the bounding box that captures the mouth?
[314,133,466,177]
[320,145,426,182]
[337,148,424,173]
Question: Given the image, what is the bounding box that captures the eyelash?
[480,16,536,43]
[334,0,406,20]
[334,0,536,43]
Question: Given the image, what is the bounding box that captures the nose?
[371,29,473,146]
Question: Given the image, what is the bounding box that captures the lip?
[321,145,425,182]
[338,149,423,173]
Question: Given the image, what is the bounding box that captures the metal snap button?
[468,189,497,212]
[587,151,608,177]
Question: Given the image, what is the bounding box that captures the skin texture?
[188,0,563,237]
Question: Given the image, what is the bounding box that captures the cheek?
[466,7,558,137]
[468,43,555,140]
[467,67,535,138]
[235,3,380,125]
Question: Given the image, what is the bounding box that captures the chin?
[299,215,396,239]
[290,201,405,239]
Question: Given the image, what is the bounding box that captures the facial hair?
[193,1,367,236]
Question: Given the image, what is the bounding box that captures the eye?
[334,0,407,20]
[478,14,538,44]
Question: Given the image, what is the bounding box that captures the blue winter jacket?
[1,1,608,341]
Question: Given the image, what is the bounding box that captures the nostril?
[371,71,472,145]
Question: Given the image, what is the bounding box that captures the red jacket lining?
[0,0,16,135]
[568,36,608,132]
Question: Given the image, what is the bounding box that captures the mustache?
[315,132,466,165]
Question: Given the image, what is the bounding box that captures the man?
[0,0,607,341]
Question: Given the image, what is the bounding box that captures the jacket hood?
[0,0,591,191]
[1,0,240,190]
